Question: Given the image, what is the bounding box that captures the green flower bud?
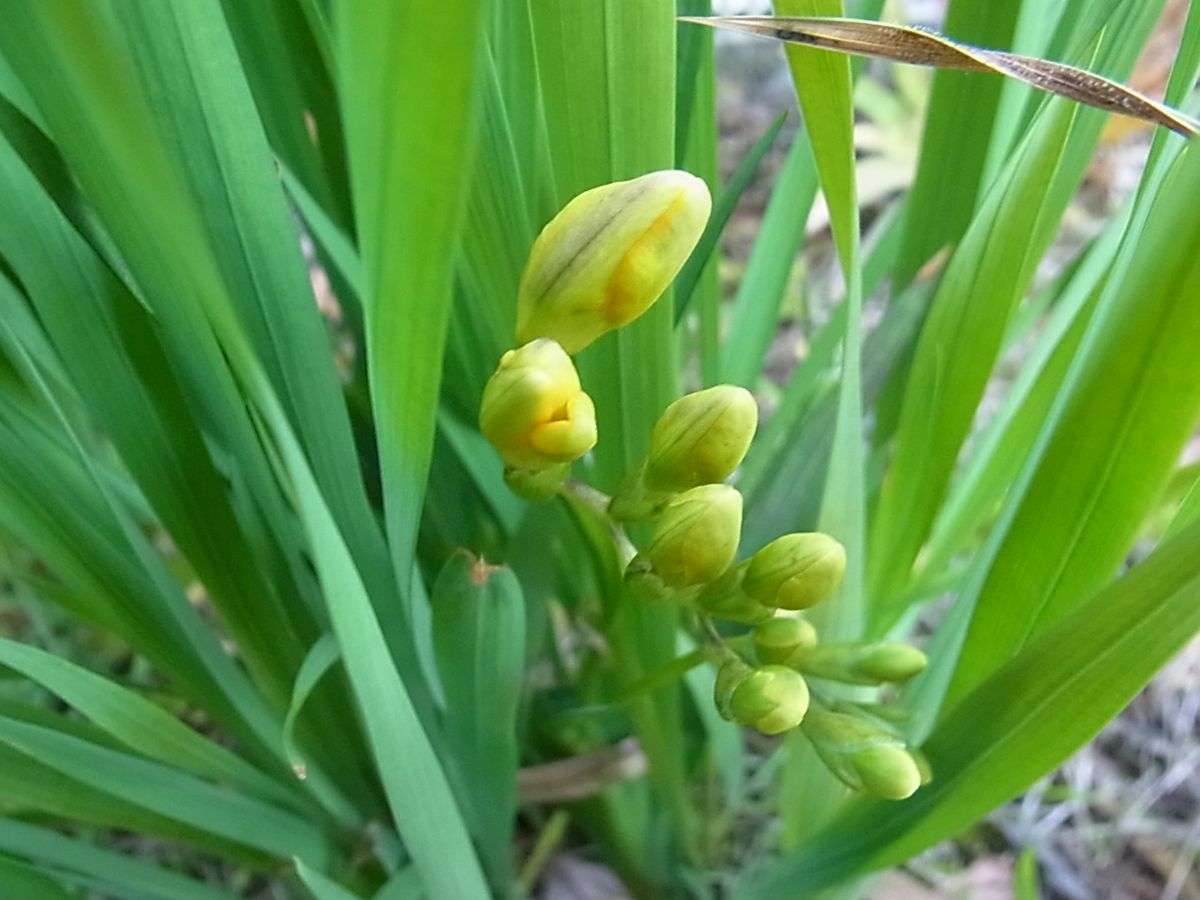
[696,563,776,624]
[801,707,922,800]
[516,170,712,353]
[848,745,923,801]
[795,641,927,686]
[644,386,758,493]
[744,532,846,611]
[728,665,810,735]
[713,656,753,720]
[642,484,742,588]
[752,617,818,667]
[479,339,597,471]
[854,643,928,683]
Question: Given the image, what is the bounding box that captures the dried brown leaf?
[679,16,1199,137]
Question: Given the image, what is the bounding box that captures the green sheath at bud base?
[744,532,846,610]
[517,170,712,353]
[713,656,753,720]
[645,385,758,493]
[696,564,775,624]
[795,641,927,685]
[641,484,743,588]
[728,665,810,735]
[479,339,597,472]
[503,463,570,502]
[608,463,670,523]
[753,617,818,667]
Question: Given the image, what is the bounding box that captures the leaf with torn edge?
[678,17,1199,137]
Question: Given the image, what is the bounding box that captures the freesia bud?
[728,665,810,735]
[795,641,927,686]
[516,170,712,353]
[744,532,846,611]
[641,484,742,588]
[479,339,597,472]
[644,386,758,493]
[801,707,923,800]
[752,617,818,667]
[850,746,923,800]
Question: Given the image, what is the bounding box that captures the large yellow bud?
[516,170,712,353]
[479,339,597,472]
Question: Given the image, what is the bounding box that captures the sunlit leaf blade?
[682,17,1200,136]
[867,99,1076,608]
[337,1,489,598]
[946,137,1200,706]
[111,1,394,621]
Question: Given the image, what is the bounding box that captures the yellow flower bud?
[800,706,923,800]
[728,665,810,735]
[796,641,927,686]
[744,532,846,611]
[752,617,818,667]
[516,170,712,353]
[479,339,597,471]
[642,484,742,588]
[644,386,758,493]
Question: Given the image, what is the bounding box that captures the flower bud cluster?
[479,170,712,500]
[685,516,928,799]
[474,168,931,803]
